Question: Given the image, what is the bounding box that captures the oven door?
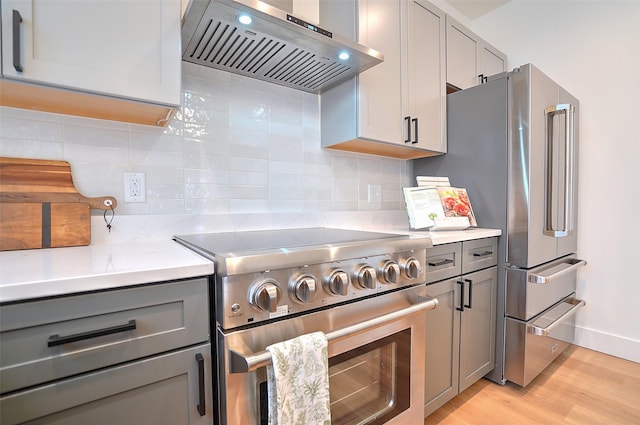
[217,285,436,425]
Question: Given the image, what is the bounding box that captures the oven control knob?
[403,257,421,280]
[325,269,350,296]
[291,275,318,303]
[354,265,377,289]
[249,280,282,313]
[380,261,400,284]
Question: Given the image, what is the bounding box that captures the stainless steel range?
[174,227,437,425]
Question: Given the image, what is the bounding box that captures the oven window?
[328,328,411,425]
[258,328,411,425]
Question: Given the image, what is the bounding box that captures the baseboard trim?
[574,325,640,363]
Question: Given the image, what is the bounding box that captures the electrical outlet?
[367,184,382,203]
[124,172,146,202]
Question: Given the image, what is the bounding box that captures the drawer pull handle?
[47,319,136,347]
[428,258,454,267]
[196,353,206,416]
[529,259,587,284]
[472,250,493,257]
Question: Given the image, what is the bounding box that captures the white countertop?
[0,241,214,304]
[356,226,501,245]
[407,227,501,245]
[0,226,500,304]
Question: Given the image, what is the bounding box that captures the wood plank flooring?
[424,345,640,425]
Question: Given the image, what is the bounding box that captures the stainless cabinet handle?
[528,298,585,336]
[544,103,576,237]
[195,353,206,416]
[404,116,411,143]
[529,258,586,284]
[228,296,439,373]
[47,320,136,347]
[428,258,454,267]
[472,250,493,257]
[12,10,24,72]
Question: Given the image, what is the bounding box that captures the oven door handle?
[228,296,439,374]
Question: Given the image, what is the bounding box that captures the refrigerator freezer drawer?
[506,254,586,320]
[504,295,585,387]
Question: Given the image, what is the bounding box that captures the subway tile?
[229,199,269,213]
[0,138,63,159]
[185,168,229,185]
[229,185,269,199]
[185,183,228,199]
[229,170,268,186]
[0,115,63,141]
[63,143,128,164]
[0,64,412,217]
[64,123,129,147]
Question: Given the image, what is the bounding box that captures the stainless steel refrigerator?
[414,64,587,386]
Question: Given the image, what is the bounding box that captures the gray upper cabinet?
[0,0,181,126]
[446,15,506,90]
[321,0,446,159]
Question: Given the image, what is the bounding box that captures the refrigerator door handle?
[528,297,585,336]
[528,258,587,284]
[544,103,576,237]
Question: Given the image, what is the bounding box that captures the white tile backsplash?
[0,62,412,216]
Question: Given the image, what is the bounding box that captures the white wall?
[467,0,640,362]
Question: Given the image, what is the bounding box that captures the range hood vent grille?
[182,0,383,94]
[185,19,352,92]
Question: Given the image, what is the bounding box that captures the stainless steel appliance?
[181,0,383,93]
[174,227,436,424]
[414,64,587,387]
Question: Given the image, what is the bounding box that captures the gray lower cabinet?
[424,239,497,417]
[0,344,212,425]
[0,277,213,425]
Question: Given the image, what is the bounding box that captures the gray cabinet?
[424,238,497,417]
[446,15,506,90]
[0,0,181,126]
[0,278,213,425]
[321,0,446,159]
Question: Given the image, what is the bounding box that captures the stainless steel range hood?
[181,0,383,94]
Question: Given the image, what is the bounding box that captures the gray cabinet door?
[446,15,506,90]
[458,266,497,392]
[446,15,479,90]
[408,0,447,153]
[0,344,213,425]
[424,277,460,417]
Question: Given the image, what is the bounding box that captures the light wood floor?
[424,345,640,425]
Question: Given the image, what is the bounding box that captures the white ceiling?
[445,0,511,20]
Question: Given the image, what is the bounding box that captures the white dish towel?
[266,331,332,425]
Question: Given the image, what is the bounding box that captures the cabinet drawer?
[426,243,462,283]
[0,343,213,425]
[0,278,209,394]
[462,238,498,274]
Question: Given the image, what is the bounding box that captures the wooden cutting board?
[0,157,118,251]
